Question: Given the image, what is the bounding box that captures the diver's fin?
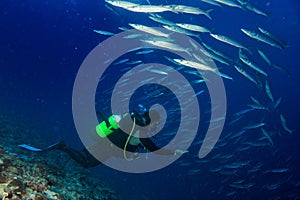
[18,141,65,152]
[18,144,43,152]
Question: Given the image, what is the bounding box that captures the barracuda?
[148,14,176,26]
[93,29,115,36]
[239,49,268,77]
[280,114,293,134]
[261,128,274,146]
[265,81,274,102]
[162,25,201,39]
[257,49,271,66]
[129,23,169,37]
[142,39,191,55]
[105,0,139,9]
[210,33,250,52]
[125,5,172,13]
[258,27,287,48]
[241,28,284,50]
[173,58,217,72]
[234,65,257,86]
[168,5,213,19]
[176,23,211,33]
[214,0,242,8]
[237,0,269,17]
[201,0,222,7]
[201,42,234,63]
[243,122,265,130]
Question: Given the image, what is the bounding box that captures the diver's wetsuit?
[57,112,173,168]
[58,145,101,168]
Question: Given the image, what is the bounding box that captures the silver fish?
[218,72,233,80]
[272,64,290,75]
[250,7,269,17]
[258,27,287,48]
[123,33,144,39]
[199,48,230,66]
[257,49,271,66]
[173,58,217,72]
[214,0,242,8]
[148,14,176,26]
[243,122,265,130]
[265,81,274,102]
[261,128,274,146]
[142,39,190,55]
[210,33,250,52]
[162,25,201,39]
[136,49,154,55]
[93,29,115,36]
[237,0,269,17]
[269,168,289,173]
[105,3,121,16]
[125,5,172,13]
[113,58,129,65]
[241,28,284,50]
[280,114,293,134]
[234,65,257,85]
[126,60,142,65]
[250,96,263,106]
[229,130,247,139]
[168,5,213,19]
[201,42,234,63]
[247,104,268,111]
[129,23,169,37]
[148,69,168,75]
[272,97,282,111]
[234,108,254,116]
[194,90,205,96]
[176,23,211,33]
[239,49,268,77]
[201,0,222,7]
[118,26,130,31]
[105,0,139,9]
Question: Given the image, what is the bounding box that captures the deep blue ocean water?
[1,0,300,199]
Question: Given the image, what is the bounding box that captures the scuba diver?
[19,105,187,168]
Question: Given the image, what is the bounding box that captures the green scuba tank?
[96,115,120,138]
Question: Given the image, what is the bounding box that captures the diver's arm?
[140,138,175,155]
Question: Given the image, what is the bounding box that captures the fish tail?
[205,9,214,20]
[194,34,202,41]
[185,49,193,57]
[265,12,272,18]
[244,47,253,55]
[281,41,290,49]
[207,9,214,13]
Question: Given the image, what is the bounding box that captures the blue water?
[1,0,300,199]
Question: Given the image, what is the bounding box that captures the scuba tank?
[95,104,147,138]
[95,115,121,138]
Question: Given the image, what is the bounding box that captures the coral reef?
[0,115,118,200]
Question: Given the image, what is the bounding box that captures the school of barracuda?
[96,0,297,198]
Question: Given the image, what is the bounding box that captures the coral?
[0,115,118,200]
[34,193,47,200]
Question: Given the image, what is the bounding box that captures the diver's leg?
[81,149,103,168]
[57,144,100,168]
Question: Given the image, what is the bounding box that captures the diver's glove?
[174,149,189,156]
